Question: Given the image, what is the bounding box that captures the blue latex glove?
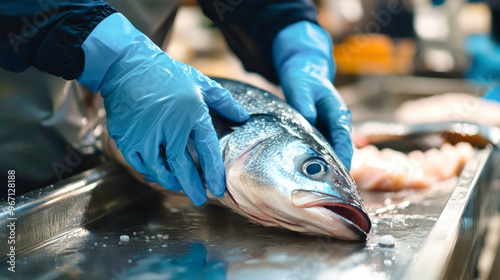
[77,13,249,206]
[464,34,500,85]
[483,86,500,102]
[272,21,353,170]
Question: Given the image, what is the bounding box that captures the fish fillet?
[351,142,475,191]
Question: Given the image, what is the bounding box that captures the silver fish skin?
[208,78,371,241]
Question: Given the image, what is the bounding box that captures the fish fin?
[209,109,243,139]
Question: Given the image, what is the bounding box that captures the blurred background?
[167,0,499,123]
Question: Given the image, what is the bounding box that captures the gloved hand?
[465,34,500,80]
[464,34,500,103]
[273,21,353,170]
[77,13,249,206]
[483,86,500,102]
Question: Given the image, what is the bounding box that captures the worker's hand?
[483,87,500,103]
[77,13,249,206]
[272,21,353,170]
[465,34,500,104]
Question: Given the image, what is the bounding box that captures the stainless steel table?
[1,144,498,280]
[2,75,499,280]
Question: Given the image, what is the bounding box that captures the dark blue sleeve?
[491,1,500,43]
[198,0,319,84]
[0,0,116,80]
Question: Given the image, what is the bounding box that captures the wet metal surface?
[0,146,497,280]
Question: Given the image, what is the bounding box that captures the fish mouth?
[291,190,372,240]
[321,204,371,233]
[221,187,371,240]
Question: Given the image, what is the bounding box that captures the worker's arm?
[199,1,353,169]
[0,2,249,206]
[0,0,116,79]
[197,0,318,84]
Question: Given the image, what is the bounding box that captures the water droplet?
[128,259,132,263]
[384,259,392,266]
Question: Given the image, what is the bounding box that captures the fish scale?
[215,78,332,161]
[218,79,313,131]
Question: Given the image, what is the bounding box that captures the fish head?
[222,130,371,241]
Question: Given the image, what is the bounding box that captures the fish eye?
[302,157,329,179]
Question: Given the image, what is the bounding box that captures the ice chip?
[120,235,130,242]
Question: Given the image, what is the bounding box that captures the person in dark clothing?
[0,0,352,205]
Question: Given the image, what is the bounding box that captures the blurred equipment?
[322,0,416,75]
[412,0,490,76]
[394,93,500,126]
[320,0,493,77]
[333,34,415,75]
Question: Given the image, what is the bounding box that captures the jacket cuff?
[63,7,117,80]
[77,13,143,93]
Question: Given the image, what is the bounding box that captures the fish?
[102,78,371,241]
[204,78,371,241]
